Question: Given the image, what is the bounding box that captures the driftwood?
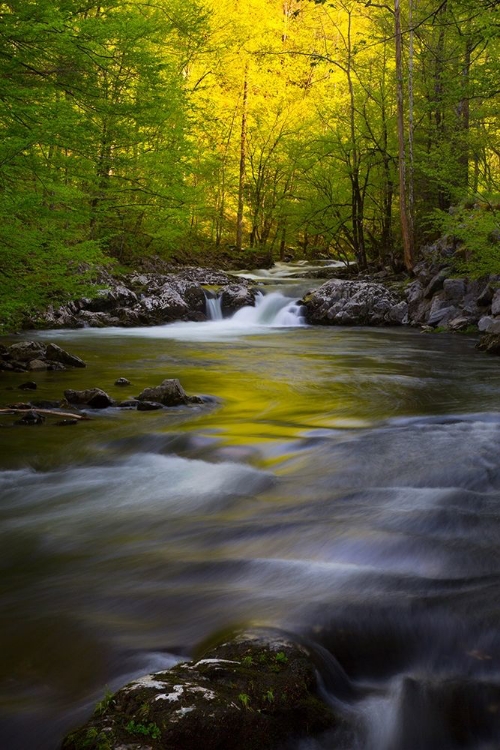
[0,407,90,421]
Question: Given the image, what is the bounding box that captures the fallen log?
[0,407,90,421]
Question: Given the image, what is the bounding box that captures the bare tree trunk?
[236,65,248,252]
[395,0,415,271]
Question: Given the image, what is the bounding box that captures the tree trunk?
[236,65,248,252]
[395,0,415,271]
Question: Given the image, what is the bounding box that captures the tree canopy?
[1,0,500,326]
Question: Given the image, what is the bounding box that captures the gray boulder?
[220,284,257,315]
[303,279,408,326]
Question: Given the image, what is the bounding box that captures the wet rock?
[18,381,37,391]
[117,399,140,409]
[115,378,131,387]
[220,284,257,315]
[0,341,86,372]
[15,410,45,426]
[28,359,49,371]
[61,630,337,750]
[136,401,163,411]
[477,333,500,355]
[136,379,190,407]
[64,388,115,409]
[31,400,64,409]
[8,341,45,362]
[303,279,407,326]
[45,343,86,369]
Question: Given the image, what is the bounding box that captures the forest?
[1,0,500,329]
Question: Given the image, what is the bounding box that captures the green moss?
[125,720,161,739]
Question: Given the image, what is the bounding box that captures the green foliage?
[241,655,254,667]
[275,652,288,664]
[70,727,112,750]
[94,688,115,717]
[238,692,251,708]
[432,200,500,277]
[125,720,161,739]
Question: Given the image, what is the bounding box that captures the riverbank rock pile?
[61,631,338,750]
[405,260,499,332]
[24,269,257,330]
[302,279,408,326]
[0,341,86,372]
[1,378,208,427]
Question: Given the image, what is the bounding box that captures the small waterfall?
[231,292,305,327]
[205,290,305,327]
[205,293,223,321]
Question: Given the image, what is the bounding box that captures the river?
[2,271,500,749]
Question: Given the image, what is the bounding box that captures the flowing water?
[2,283,500,749]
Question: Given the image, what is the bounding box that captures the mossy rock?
[61,630,338,750]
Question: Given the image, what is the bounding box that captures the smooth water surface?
[2,291,500,749]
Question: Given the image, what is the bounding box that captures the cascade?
[204,293,223,321]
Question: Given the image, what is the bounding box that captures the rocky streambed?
[15,253,500,355]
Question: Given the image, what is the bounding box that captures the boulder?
[137,288,189,324]
[85,285,138,313]
[61,631,337,750]
[46,343,86,369]
[424,268,450,299]
[28,359,49,371]
[136,379,190,407]
[64,388,115,409]
[220,284,257,315]
[8,341,45,362]
[491,289,500,316]
[115,377,131,386]
[303,279,408,326]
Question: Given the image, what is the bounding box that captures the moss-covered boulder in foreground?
[61,631,338,750]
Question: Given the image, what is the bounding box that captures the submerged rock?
[64,388,115,409]
[303,279,407,326]
[61,631,338,750]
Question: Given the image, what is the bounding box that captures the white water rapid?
[205,291,305,327]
